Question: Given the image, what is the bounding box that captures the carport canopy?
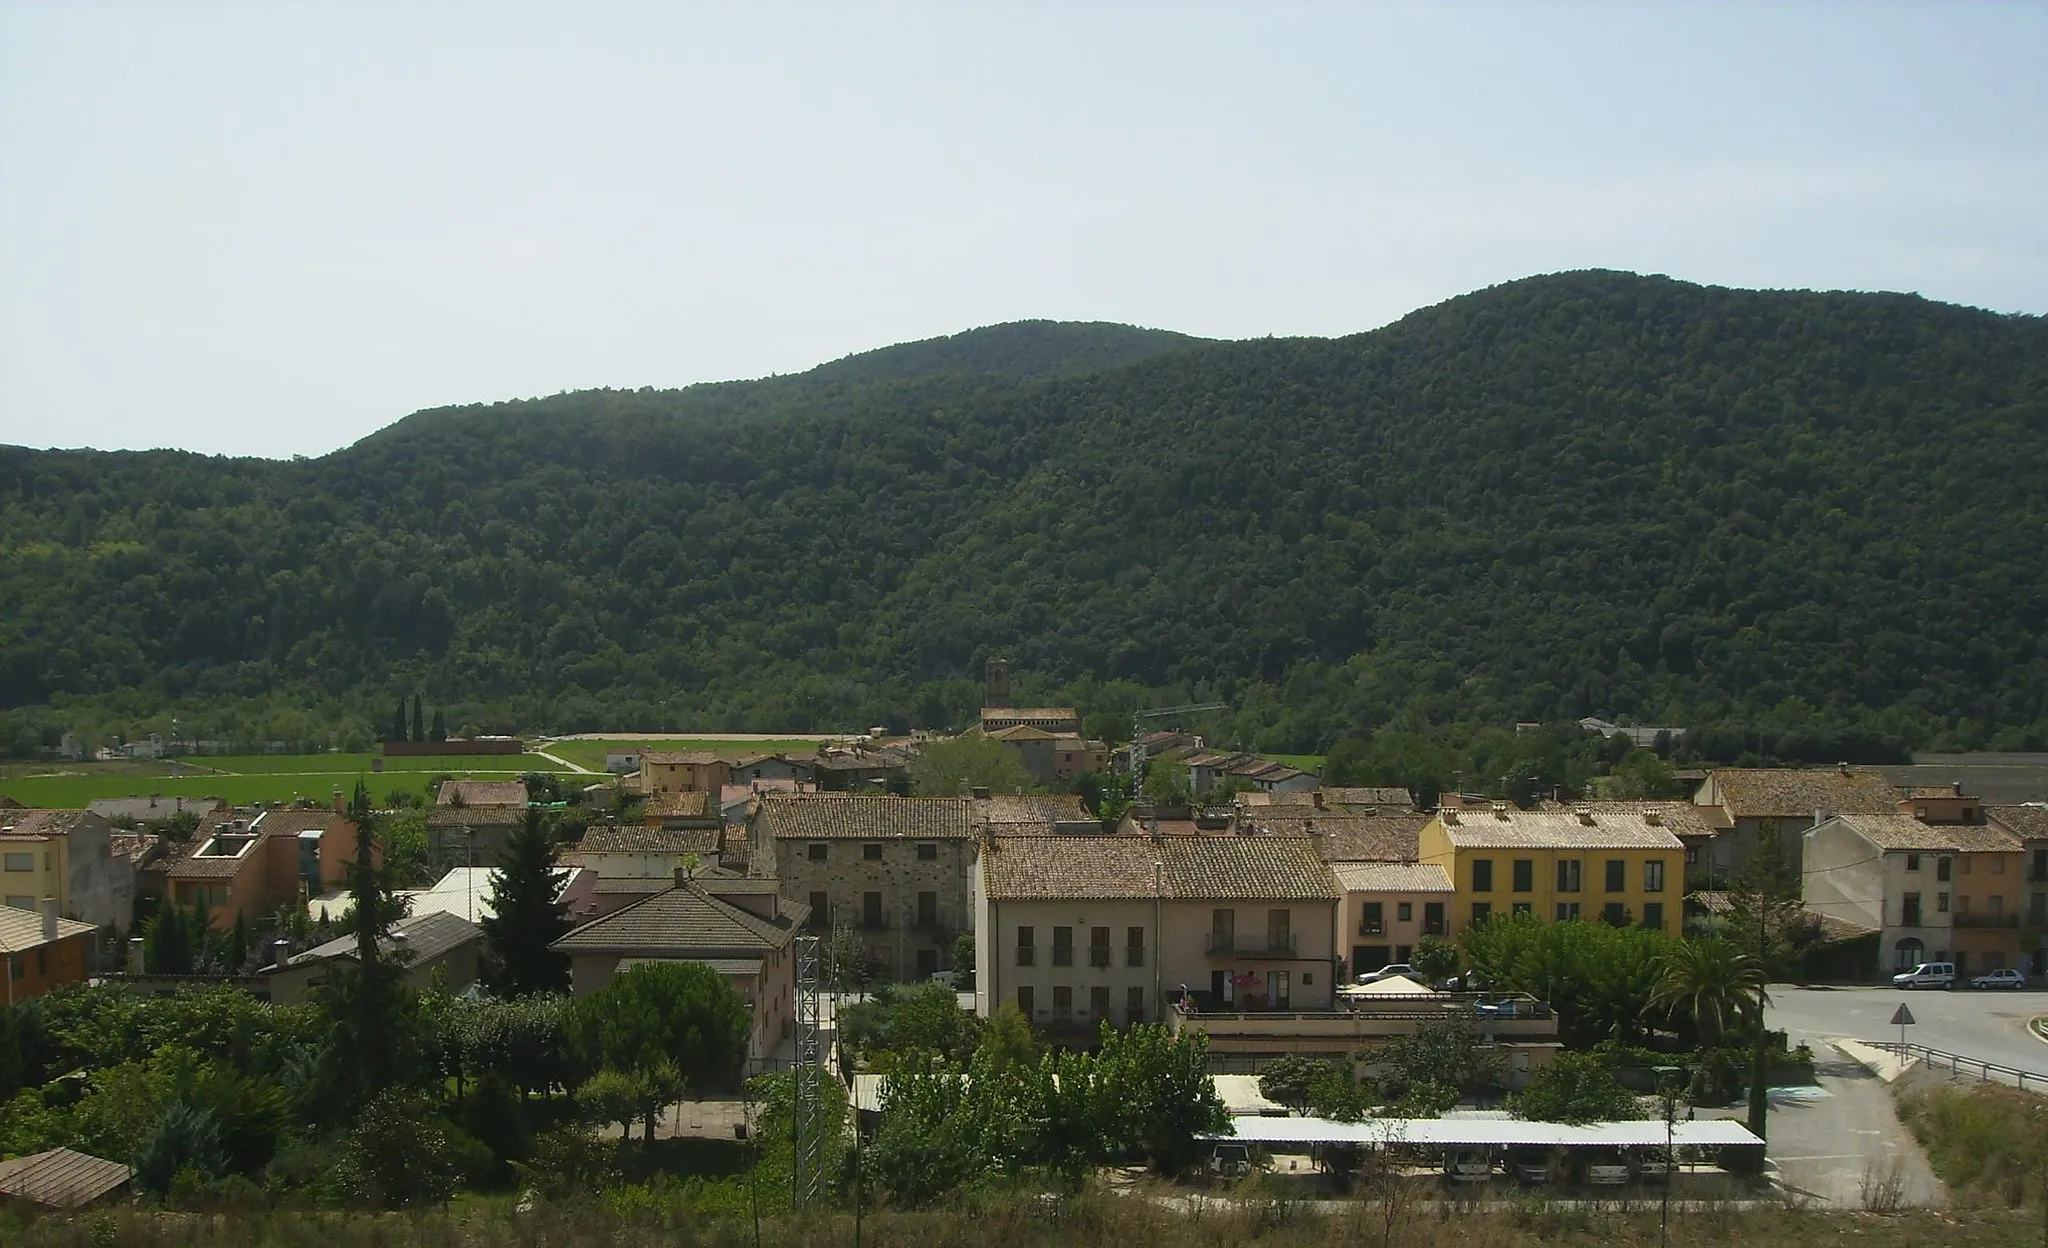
[1207,1116,1762,1148]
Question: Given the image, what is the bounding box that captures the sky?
[1,3,2043,459]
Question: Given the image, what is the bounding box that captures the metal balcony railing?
[1359,921,1385,937]
[1051,947,1074,967]
[1089,947,1113,968]
[1953,913,2019,929]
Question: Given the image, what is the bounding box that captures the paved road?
[1766,985,2048,1076]
[1747,1046,1946,1208]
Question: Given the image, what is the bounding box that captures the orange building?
[2,901,97,1005]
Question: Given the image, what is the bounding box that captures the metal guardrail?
[1869,1040,2048,1094]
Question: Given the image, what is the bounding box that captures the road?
[1744,1047,1946,1208]
[1766,985,2048,1077]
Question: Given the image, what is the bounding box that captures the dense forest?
[3,272,2045,756]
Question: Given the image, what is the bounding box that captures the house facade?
[1331,862,1454,977]
[750,794,976,981]
[1803,812,2026,975]
[1987,805,2048,976]
[1418,805,1686,934]
[1691,766,1905,884]
[641,752,733,796]
[0,809,128,930]
[1,902,98,1005]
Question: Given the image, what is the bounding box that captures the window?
[863,843,884,861]
[1126,926,1145,967]
[1602,902,1628,926]
[1361,902,1384,935]
[916,947,938,976]
[1959,856,1972,874]
[1090,926,1112,967]
[1643,902,1665,931]
[1016,926,1035,966]
[917,891,937,927]
[1423,902,1446,935]
[1127,985,1146,1023]
[1954,894,1967,914]
[1472,859,1494,892]
[807,891,829,927]
[1555,901,1581,921]
[1557,859,1583,892]
[862,892,883,927]
[1396,902,1413,922]
[917,842,938,861]
[1211,908,1235,954]
[1052,926,1074,967]
[1302,971,1313,986]
[1604,859,1626,893]
[807,843,828,862]
[1470,902,1492,927]
[1685,845,1700,866]
[1990,857,2005,875]
[1512,859,1533,892]
[1989,894,2004,917]
[1090,985,1110,1020]
[1645,860,1666,893]
[1512,902,1532,917]
[1938,892,1950,914]
[1937,857,1951,882]
[1052,985,1073,1021]
[1906,853,1921,871]
[1018,986,1035,1016]
[1,852,31,872]
[2,895,30,911]
[1902,892,1922,925]
[36,947,47,974]
[1267,908,1292,954]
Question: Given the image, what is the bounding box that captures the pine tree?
[391,700,409,744]
[410,695,425,746]
[430,708,447,743]
[480,809,572,996]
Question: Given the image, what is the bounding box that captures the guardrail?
[1868,1040,2048,1095]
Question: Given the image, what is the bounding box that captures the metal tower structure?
[790,933,825,1207]
[1126,701,1229,776]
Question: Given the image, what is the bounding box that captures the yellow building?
[1418,804,1686,933]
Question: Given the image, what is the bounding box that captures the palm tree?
[1650,939,1769,1047]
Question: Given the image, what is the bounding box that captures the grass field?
[1259,753,1325,773]
[542,737,833,772]
[0,751,572,811]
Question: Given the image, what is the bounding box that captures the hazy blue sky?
[2,3,2042,458]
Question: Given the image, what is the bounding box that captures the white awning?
[1208,1116,1761,1148]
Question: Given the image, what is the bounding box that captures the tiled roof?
[283,910,482,969]
[592,876,676,895]
[646,790,714,819]
[758,794,976,840]
[1536,800,1720,842]
[1243,811,1428,863]
[643,751,726,766]
[426,804,528,828]
[1330,863,1454,893]
[575,825,720,855]
[1988,804,2048,841]
[0,809,98,838]
[619,956,764,976]
[1828,813,2022,854]
[978,793,1093,826]
[987,724,1059,742]
[1704,768,1903,819]
[1318,787,1416,811]
[437,780,529,807]
[167,833,272,879]
[1433,808,1686,851]
[86,796,223,824]
[0,904,98,953]
[553,883,807,955]
[983,834,1341,902]
[981,707,1077,721]
[0,1147,132,1208]
[251,809,349,836]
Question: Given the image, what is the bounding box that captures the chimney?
[333,789,345,813]
[1951,781,1963,797]
[971,786,990,801]
[127,936,145,974]
[1311,791,1325,811]
[41,897,58,942]
[674,864,692,887]
[272,939,291,970]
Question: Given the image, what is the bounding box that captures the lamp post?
[1654,1065,1683,1248]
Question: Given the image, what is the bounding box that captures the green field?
[541,737,832,772]
[0,751,571,811]
[1259,753,1325,774]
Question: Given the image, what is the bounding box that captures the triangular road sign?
[1889,1004,1916,1027]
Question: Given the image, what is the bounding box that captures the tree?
[430,708,447,742]
[1649,939,1768,1048]
[224,912,250,974]
[568,961,749,1123]
[1367,1015,1505,1104]
[1724,828,1799,1141]
[308,782,420,1112]
[1094,1022,1228,1174]
[1410,935,1459,983]
[839,981,980,1067]
[907,734,1036,797]
[950,931,975,990]
[1509,1051,1643,1123]
[1257,1054,1329,1113]
[410,695,425,746]
[976,1002,1040,1072]
[479,810,571,996]
[144,905,194,976]
[133,1101,227,1197]
[391,700,408,745]
[342,1088,456,1207]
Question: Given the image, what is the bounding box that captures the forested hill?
[3,270,2046,754]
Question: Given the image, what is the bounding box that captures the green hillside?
[2,271,2044,755]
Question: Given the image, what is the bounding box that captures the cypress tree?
[480,809,572,995]
[310,781,419,1109]
[391,700,409,744]
[225,911,250,973]
[410,695,425,745]
[430,708,447,742]
[145,904,193,975]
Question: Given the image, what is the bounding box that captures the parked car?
[1892,961,1956,990]
[1442,1148,1494,1183]
[1580,1147,1631,1187]
[1507,1147,1553,1184]
[1209,1142,1252,1176]
[1357,963,1417,984]
[1631,1145,1673,1182]
[1968,967,2028,990]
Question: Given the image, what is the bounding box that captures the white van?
[1892,961,1955,990]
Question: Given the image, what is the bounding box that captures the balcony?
[1206,932,1300,957]
[1126,947,1145,968]
[1051,947,1075,967]
[1089,947,1113,968]
[858,915,890,931]
[1953,913,2019,930]
[1421,920,1448,938]
[1358,922,1385,937]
